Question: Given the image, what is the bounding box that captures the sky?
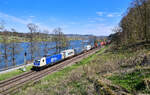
[0,0,131,36]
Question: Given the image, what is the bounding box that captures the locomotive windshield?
[34,57,41,62]
[34,59,40,66]
[35,60,40,62]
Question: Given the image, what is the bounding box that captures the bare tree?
[112,26,122,46]
[134,0,150,42]
[42,29,50,56]
[0,20,5,67]
[1,29,10,68]
[60,32,70,50]
[0,21,11,68]
[52,28,69,53]
[0,20,5,31]
[27,23,38,60]
[10,28,22,66]
[88,35,97,46]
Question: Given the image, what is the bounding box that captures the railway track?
[0,47,100,95]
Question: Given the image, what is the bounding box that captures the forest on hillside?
[110,0,150,48]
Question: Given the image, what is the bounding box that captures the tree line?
[110,0,150,48]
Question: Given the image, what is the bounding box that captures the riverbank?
[0,63,33,74]
[0,35,84,43]
[15,45,150,95]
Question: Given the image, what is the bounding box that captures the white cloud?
[96,11,122,18]
[0,11,118,36]
[70,22,78,25]
[0,12,55,32]
[0,12,33,25]
[64,23,114,36]
[35,23,53,32]
[29,16,35,18]
[107,12,121,18]
[88,17,105,22]
[96,12,104,16]
[82,24,114,36]
[107,14,114,17]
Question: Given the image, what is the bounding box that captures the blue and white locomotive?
[33,49,75,69]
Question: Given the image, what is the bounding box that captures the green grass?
[108,68,150,93]
[0,65,32,81]
[0,35,28,43]
[103,48,150,93]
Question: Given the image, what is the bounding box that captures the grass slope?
[15,45,150,95]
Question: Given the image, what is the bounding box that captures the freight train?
[32,40,111,71]
[32,45,93,70]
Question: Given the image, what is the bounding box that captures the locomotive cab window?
[68,52,73,55]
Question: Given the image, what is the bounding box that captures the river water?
[0,40,93,70]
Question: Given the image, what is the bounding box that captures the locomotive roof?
[61,49,74,53]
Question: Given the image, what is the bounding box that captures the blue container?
[46,54,62,65]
